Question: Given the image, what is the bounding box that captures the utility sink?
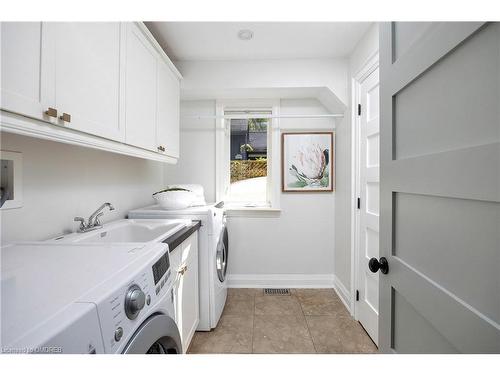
[53,219,192,244]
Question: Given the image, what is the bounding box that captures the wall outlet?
[0,150,23,210]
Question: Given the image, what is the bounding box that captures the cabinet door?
[124,23,157,151]
[0,22,53,122]
[177,233,199,352]
[156,61,180,158]
[45,22,124,141]
[169,246,182,324]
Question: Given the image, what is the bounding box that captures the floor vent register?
[263,288,291,296]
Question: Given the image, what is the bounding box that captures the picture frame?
[281,132,335,192]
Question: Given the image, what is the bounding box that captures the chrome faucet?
[74,202,115,232]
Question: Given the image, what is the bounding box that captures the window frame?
[215,99,280,212]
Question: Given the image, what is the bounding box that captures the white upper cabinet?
[0,22,181,163]
[0,22,52,122]
[157,59,180,158]
[125,23,182,155]
[124,23,158,151]
[43,23,125,141]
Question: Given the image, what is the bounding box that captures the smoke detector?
[237,29,254,41]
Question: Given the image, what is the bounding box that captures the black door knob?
[368,257,389,274]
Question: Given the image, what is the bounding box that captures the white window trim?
[215,99,281,214]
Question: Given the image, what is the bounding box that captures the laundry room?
[1,1,499,374]
[1,19,379,355]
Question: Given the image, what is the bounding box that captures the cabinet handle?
[59,113,71,123]
[157,145,165,152]
[44,107,58,118]
[178,265,187,275]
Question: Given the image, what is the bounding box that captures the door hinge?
[357,197,361,209]
[357,104,362,116]
[356,290,360,301]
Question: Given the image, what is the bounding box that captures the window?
[216,100,280,211]
[227,115,269,205]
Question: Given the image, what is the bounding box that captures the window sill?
[224,206,281,218]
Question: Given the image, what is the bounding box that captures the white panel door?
[46,22,124,141]
[156,61,180,158]
[125,23,157,151]
[0,22,54,122]
[379,22,500,353]
[356,67,380,344]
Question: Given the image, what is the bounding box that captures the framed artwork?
[281,132,335,192]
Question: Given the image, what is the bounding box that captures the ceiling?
[146,22,372,61]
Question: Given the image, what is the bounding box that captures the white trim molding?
[224,206,281,218]
[227,274,335,289]
[333,276,352,315]
[1,111,178,164]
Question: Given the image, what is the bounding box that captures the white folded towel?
[166,184,207,206]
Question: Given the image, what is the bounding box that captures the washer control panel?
[152,252,170,286]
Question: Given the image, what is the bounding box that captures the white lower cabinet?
[170,231,199,353]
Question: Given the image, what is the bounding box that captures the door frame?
[350,52,379,319]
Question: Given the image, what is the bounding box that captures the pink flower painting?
[282,132,334,191]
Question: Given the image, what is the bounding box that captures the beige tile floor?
[188,288,378,354]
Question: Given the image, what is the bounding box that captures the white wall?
[0,132,164,243]
[163,100,217,202]
[166,57,351,287]
[165,98,336,287]
[228,99,336,286]
[349,24,380,75]
[334,23,379,298]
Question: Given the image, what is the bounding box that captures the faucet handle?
[74,217,87,231]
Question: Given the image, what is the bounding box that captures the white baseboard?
[333,276,352,314]
[227,274,335,289]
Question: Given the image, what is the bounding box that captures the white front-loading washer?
[128,203,228,331]
[81,242,182,354]
[1,241,181,354]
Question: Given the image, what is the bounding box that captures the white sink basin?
[53,219,191,244]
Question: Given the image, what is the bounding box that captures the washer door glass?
[216,225,228,282]
[122,313,182,354]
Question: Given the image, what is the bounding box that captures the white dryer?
[1,242,181,354]
[129,203,228,331]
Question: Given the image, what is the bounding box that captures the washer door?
[216,225,228,282]
[122,313,182,354]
